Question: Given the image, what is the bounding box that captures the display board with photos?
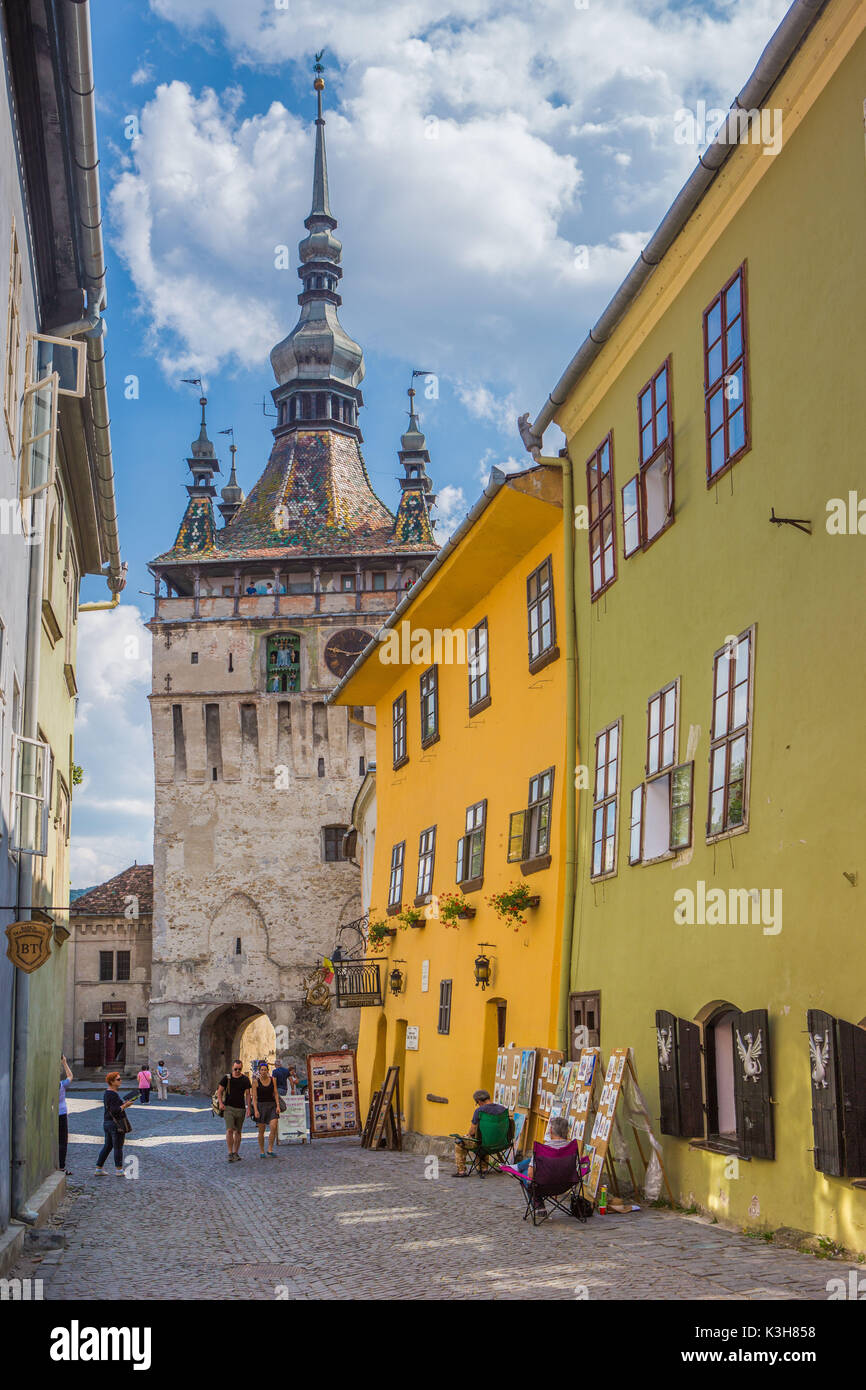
[583,1047,628,1198]
[493,1046,535,1155]
[544,1047,601,1146]
[306,1050,361,1138]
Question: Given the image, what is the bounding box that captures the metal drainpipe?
[11,496,47,1222]
[62,0,125,595]
[535,454,577,1054]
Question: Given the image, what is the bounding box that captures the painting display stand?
[361,1065,403,1151]
[307,1051,361,1140]
[583,1048,673,1205]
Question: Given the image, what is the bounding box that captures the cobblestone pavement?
[12,1096,845,1301]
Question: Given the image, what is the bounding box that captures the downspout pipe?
[535,454,577,1054]
[60,0,125,596]
[11,497,47,1223]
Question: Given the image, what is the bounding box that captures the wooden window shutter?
[507,810,526,863]
[455,835,467,883]
[732,1008,774,1160]
[655,1009,681,1135]
[807,1008,843,1177]
[677,1018,704,1138]
[837,1018,866,1178]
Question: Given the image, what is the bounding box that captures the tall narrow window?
[587,434,616,598]
[646,679,678,778]
[4,218,21,447]
[708,628,754,838]
[416,826,436,900]
[527,557,557,669]
[456,800,486,886]
[392,691,407,768]
[388,841,405,912]
[704,265,749,482]
[266,633,300,693]
[591,720,621,879]
[468,618,489,711]
[419,666,439,746]
[507,770,554,868]
[438,980,453,1035]
[623,358,675,554]
[116,951,131,982]
[99,951,113,982]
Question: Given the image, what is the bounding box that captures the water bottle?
[599,1183,608,1214]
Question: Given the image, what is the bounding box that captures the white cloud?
[131,63,155,87]
[433,482,469,541]
[116,0,791,416]
[71,606,153,885]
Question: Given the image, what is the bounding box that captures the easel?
[584,1048,672,1204]
[361,1066,403,1151]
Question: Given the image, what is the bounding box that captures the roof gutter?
[60,0,126,595]
[523,0,828,451]
[327,466,510,703]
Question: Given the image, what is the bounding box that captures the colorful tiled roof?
[152,429,436,564]
[70,864,154,918]
[169,496,217,556]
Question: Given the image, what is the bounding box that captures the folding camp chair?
[504,1140,591,1225]
[454,1109,515,1177]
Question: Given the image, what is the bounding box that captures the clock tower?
[145,69,437,1087]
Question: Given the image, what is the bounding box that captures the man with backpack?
[216,1059,251,1162]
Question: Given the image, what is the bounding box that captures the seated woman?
[514,1114,572,1219]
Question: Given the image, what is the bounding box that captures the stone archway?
[199,1003,276,1090]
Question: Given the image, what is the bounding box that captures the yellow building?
[523,0,866,1249]
[330,465,570,1143]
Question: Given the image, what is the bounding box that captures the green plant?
[438,890,476,928]
[487,882,539,928]
[397,904,424,929]
[816,1235,844,1259]
[71,764,84,787]
[366,917,393,953]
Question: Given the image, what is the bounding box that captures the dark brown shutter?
[837,1019,866,1178]
[807,1009,843,1177]
[83,1022,102,1069]
[732,1008,774,1160]
[677,1018,704,1138]
[655,1009,681,1135]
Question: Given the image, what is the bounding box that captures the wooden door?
[83,1023,103,1069]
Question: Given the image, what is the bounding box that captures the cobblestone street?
[10,1096,845,1301]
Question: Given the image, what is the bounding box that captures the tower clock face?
[324,627,371,678]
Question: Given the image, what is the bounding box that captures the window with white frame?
[630,768,694,863]
[468,618,489,711]
[646,679,678,777]
[591,721,621,879]
[388,840,405,912]
[708,627,754,838]
[11,733,52,855]
[416,825,436,899]
[456,800,486,885]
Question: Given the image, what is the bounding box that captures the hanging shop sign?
[5,919,53,973]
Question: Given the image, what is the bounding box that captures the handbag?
[113,1107,132,1134]
[278,1095,287,1113]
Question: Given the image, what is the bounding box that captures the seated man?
[514,1114,571,1221]
[452,1088,507,1177]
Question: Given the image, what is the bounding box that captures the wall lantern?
[474,943,495,991]
[389,961,406,996]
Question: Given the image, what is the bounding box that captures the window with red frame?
[708,628,754,838]
[622,358,674,555]
[587,434,616,598]
[591,719,621,878]
[704,266,749,482]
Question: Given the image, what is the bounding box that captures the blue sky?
[71,0,791,884]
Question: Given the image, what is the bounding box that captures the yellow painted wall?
[563,13,866,1250]
[25,425,80,1188]
[338,488,568,1140]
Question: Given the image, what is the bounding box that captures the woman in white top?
[155,1061,169,1101]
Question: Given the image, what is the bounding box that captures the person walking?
[95,1072,136,1176]
[154,1060,169,1101]
[272,1059,290,1097]
[217,1059,251,1162]
[251,1062,279,1158]
[58,1054,73,1173]
[137,1065,153,1104]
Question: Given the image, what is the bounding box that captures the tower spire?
[392,377,437,546]
[269,56,365,437]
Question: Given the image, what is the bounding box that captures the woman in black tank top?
[251,1064,279,1157]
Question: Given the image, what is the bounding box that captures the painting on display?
[306,1051,361,1138]
[517,1049,536,1110]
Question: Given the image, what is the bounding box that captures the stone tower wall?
[147,611,379,1090]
